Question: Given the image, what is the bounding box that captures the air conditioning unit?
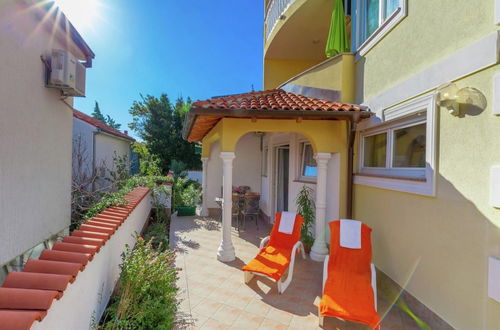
[47,49,86,97]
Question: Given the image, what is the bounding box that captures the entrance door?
[275,145,289,213]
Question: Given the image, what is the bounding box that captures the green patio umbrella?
[325,0,350,58]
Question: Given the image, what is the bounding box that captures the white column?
[310,152,332,262]
[217,152,236,262]
[200,157,209,217]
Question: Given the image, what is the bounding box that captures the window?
[363,132,387,167]
[262,147,268,176]
[300,143,317,180]
[360,119,426,179]
[355,94,437,196]
[353,0,407,55]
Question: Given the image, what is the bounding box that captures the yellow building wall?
[264,58,320,90]
[357,0,497,102]
[202,118,350,218]
[353,0,500,328]
[286,54,356,103]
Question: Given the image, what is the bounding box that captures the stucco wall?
[0,1,77,265]
[31,191,152,330]
[94,133,131,189]
[353,0,500,327]
[206,141,223,209]
[72,118,96,179]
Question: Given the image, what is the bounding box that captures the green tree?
[91,101,106,122]
[128,94,200,173]
[105,115,121,130]
[91,101,122,130]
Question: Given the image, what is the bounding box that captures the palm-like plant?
[296,185,315,251]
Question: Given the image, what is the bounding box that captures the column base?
[217,241,235,262]
[309,244,329,262]
[200,207,209,217]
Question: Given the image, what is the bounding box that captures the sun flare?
[53,0,102,32]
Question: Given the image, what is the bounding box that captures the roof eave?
[183,107,372,142]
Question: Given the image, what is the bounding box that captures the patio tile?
[172,215,408,330]
[190,312,209,328]
[232,310,265,329]
[244,297,271,316]
[211,304,242,325]
[289,313,319,329]
[265,308,293,326]
[258,318,289,329]
[191,297,223,318]
[198,318,231,330]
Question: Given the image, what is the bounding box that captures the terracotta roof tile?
[62,236,105,249]
[86,220,120,229]
[52,242,99,256]
[71,229,111,240]
[2,272,73,292]
[39,249,92,265]
[193,89,363,112]
[0,310,47,330]
[0,288,61,310]
[0,187,152,328]
[90,217,123,226]
[186,89,370,142]
[73,109,135,141]
[23,259,83,278]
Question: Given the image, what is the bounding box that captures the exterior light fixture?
[436,82,460,116]
[436,82,486,117]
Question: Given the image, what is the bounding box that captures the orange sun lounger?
[319,219,381,329]
[242,212,305,294]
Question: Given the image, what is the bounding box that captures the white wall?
[0,1,81,265]
[233,133,262,193]
[261,133,340,235]
[94,133,131,189]
[206,141,222,209]
[31,192,152,330]
[72,118,97,179]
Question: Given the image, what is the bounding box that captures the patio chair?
[240,192,260,230]
[242,212,305,294]
[319,219,381,329]
[231,193,241,228]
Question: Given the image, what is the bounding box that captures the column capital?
[314,152,332,161]
[201,157,209,162]
[220,152,236,161]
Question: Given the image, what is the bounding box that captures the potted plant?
[175,181,201,216]
[296,185,315,253]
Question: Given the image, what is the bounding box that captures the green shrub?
[82,175,173,224]
[172,177,201,209]
[143,222,169,251]
[296,185,315,249]
[101,237,178,329]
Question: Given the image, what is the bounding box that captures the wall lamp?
[436,82,486,117]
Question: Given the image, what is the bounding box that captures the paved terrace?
[171,215,420,329]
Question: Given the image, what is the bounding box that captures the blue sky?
[72,1,264,136]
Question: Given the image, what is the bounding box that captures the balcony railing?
[265,0,297,40]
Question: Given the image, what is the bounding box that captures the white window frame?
[355,93,437,196]
[298,142,317,182]
[353,0,407,56]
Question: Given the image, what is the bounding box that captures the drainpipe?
[346,115,360,219]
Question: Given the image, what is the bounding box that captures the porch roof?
[183,89,371,142]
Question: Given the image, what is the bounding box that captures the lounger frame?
[244,235,306,294]
[319,255,378,327]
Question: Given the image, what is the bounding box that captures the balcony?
[280,53,355,103]
[263,0,353,90]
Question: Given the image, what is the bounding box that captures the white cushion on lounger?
[278,212,296,234]
[340,219,362,249]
